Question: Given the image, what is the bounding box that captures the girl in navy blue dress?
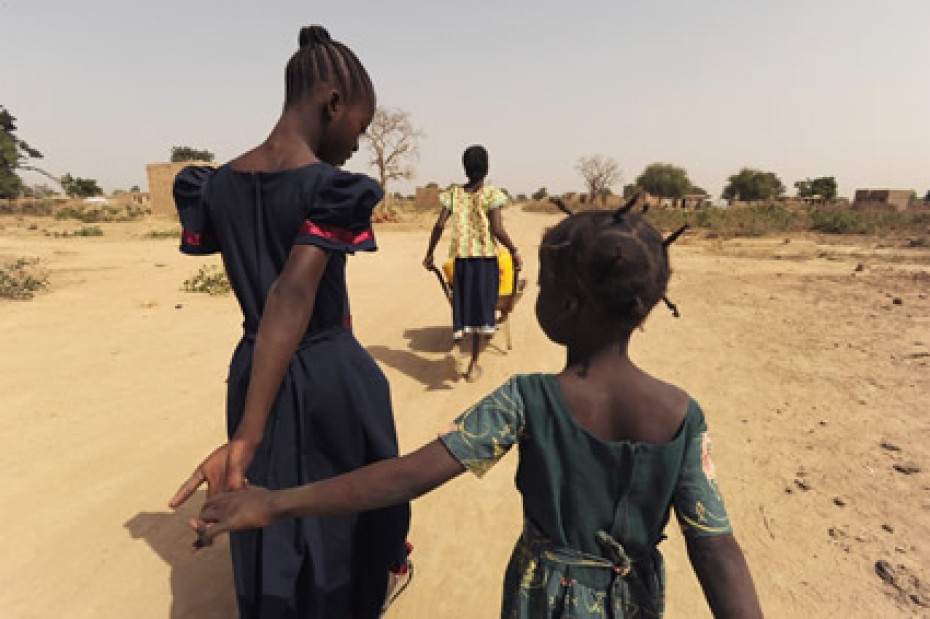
[168,25,410,619]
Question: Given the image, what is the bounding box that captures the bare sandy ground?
[0,208,927,618]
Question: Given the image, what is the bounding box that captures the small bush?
[0,257,49,300]
[73,226,104,237]
[55,202,150,223]
[808,208,930,235]
[182,265,231,295]
[808,209,865,234]
[0,199,56,216]
[147,228,180,238]
[44,226,104,238]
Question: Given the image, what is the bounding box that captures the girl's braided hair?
[541,194,686,332]
[462,145,489,185]
[284,25,374,108]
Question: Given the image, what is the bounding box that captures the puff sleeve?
[486,186,509,211]
[294,168,382,254]
[673,404,734,538]
[439,187,454,211]
[172,165,220,255]
[438,377,526,478]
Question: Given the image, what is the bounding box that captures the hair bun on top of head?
[299,25,332,47]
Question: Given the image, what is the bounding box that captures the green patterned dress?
[438,374,732,619]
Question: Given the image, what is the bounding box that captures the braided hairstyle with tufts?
[539,193,686,334]
[284,25,375,108]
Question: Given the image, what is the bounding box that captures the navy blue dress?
[173,163,410,619]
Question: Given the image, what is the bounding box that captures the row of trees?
[354,110,841,205]
[1,103,845,204]
[569,154,838,203]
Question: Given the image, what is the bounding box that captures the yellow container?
[442,248,515,296]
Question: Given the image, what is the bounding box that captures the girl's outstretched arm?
[194,440,465,544]
[686,534,763,618]
[170,245,328,508]
[422,208,450,270]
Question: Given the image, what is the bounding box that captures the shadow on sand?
[124,491,237,619]
[368,325,512,391]
[367,326,461,391]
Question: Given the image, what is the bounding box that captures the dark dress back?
[174,163,410,619]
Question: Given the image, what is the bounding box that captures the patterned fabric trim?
[180,229,219,255]
[501,520,666,618]
[438,377,525,478]
[673,429,733,537]
[300,220,374,246]
[452,325,497,340]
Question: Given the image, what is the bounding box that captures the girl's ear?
[324,89,343,121]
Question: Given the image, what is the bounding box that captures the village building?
[852,189,912,212]
[145,161,215,217]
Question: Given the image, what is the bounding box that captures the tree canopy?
[60,173,103,198]
[794,176,838,200]
[635,163,693,199]
[722,168,785,201]
[1,105,44,199]
[171,146,215,163]
[364,107,421,195]
[531,187,547,201]
[576,155,622,203]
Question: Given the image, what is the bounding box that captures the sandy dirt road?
[0,208,927,618]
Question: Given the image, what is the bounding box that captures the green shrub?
[0,257,49,300]
[147,228,180,238]
[0,199,56,216]
[44,226,104,238]
[182,265,231,295]
[808,208,930,235]
[808,209,865,234]
[54,202,150,223]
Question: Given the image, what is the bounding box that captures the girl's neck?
[463,178,484,192]
[563,337,634,378]
[235,109,320,172]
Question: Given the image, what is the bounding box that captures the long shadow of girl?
[124,491,237,619]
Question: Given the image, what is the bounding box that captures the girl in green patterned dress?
[193,203,763,618]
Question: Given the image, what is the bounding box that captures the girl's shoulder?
[479,184,509,208]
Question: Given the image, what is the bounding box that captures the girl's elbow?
[270,278,316,313]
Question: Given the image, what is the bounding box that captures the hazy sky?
[2,0,928,198]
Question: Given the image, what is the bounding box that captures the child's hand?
[169,438,258,508]
[191,485,276,547]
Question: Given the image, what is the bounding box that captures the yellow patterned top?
[440,184,509,259]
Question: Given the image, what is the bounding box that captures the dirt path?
[0,210,927,617]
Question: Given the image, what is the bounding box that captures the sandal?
[380,542,414,616]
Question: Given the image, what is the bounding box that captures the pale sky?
[2,0,928,199]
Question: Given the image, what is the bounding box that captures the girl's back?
[440,373,730,617]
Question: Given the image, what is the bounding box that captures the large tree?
[635,163,693,199]
[794,176,837,200]
[576,155,622,203]
[171,146,215,162]
[1,105,44,199]
[722,168,785,201]
[364,107,421,195]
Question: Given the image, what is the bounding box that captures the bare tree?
[576,155,622,204]
[364,107,422,197]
